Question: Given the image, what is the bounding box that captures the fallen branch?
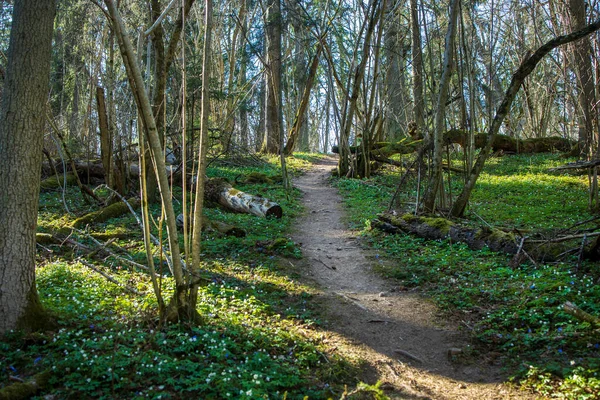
[393,349,424,363]
[71,197,141,228]
[72,228,158,274]
[549,159,600,171]
[78,259,143,296]
[335,292,369,311]
[313,257,336,270]
[561,301,600,327]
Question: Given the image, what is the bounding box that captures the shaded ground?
[290,156,535,399]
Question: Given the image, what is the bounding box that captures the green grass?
[334,153,600,398]
[1,155,357,399]
[470,154,589,230]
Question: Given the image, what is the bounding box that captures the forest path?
[290,156,532,399]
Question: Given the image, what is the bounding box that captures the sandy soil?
[290,156,536,399]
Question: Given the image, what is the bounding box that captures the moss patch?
[70,198,140,228]
[40,173,77,191]
[420,216,454,235]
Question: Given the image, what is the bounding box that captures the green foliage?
[1,156,356,399]
[334,154,600,398]
[470,154,589,229]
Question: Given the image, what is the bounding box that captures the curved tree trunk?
[0,0,56,334]
[450,16,600,217]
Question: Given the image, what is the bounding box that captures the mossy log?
[444,129,574,153]
[205,178,283,218]
[561,301,600,327]
[0,370,51,400]
[206,219,246,237]
[71,197,140,228]
[35,232,61,245]
[40,172,78,191]
[372,212,582,261]
[332,131,575,159]
[42,160,107,181]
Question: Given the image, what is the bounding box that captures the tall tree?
[105,0,197,322]
[0,0,57,334]
[144,0,195,202]
[568,0,599,159]
[450,16,600,217]
[261,0,283,153]
[410,0,424,136]
[422,0,460,212]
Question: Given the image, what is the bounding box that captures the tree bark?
[338,0,382,176]
[283,41,323,155]
[0,0,56,334]
[422,0,460,212]
[410,0,424,136]
[96,86,113,188]
[189,0,213,322]
[568,0,599,159]
[261,0,283,154]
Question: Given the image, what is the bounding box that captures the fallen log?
[548,159,600,172]
[68,178,282,229]
[176,214,246,237]
[40,172,78,191]
[205,178,283,218]
[71,197,141,228]
[561,301,600,327]
[332,131,575,158]
[444,129,574,153]
[372,212,589,261]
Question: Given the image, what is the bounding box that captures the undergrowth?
[1,155,359,399]
[334,153,600,399]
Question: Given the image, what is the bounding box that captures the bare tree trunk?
[283,41,323,155]
[104,0,192,322]
[450,16,600,217]
[261,0,283,154]
[145,0,195,202]
[338,0,382,176]
[422,0,460,212]
[410,0,424,135]
[237,0,250,149]
[190,0,213,318]
[222,0,246,150]
[568,0,598,159]
[96,86,113,188]
[0,0,56,334]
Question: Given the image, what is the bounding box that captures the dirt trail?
[291,157,533,399]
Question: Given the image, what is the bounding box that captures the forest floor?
[290,156,535,399]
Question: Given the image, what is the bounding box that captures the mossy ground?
[334,153,600,398]
[0,155,359,399]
